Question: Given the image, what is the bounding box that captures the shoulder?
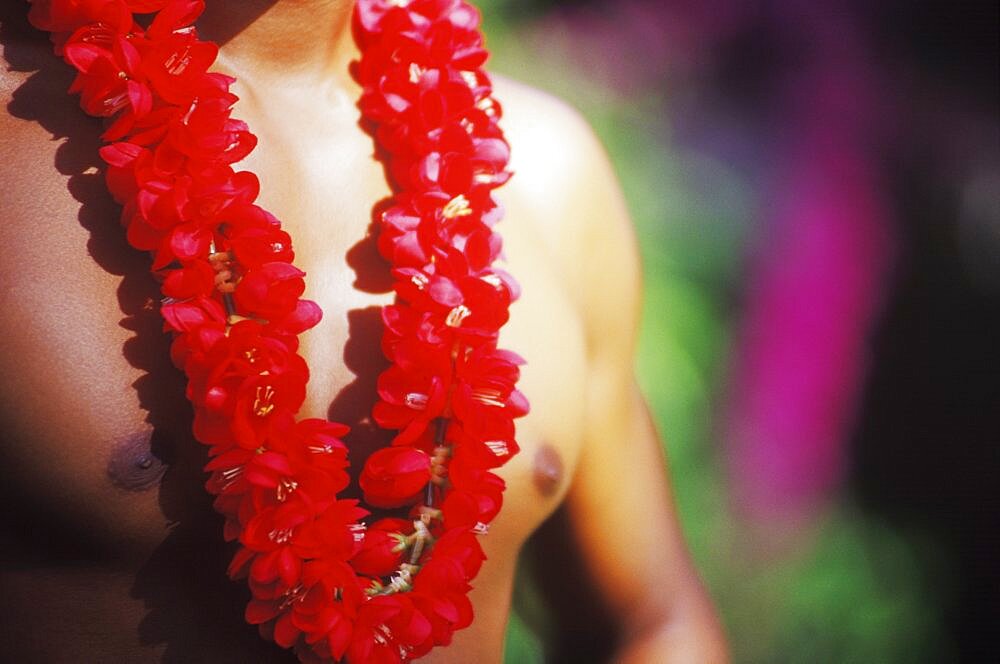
[491,75,605,181]
[0,4,57,99]
[0,15,89,175]
[491,75,641,348]
[492,75,628,234]
[0,18,115,288]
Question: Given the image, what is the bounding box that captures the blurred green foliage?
[472,2,945,662]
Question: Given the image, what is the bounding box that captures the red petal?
[228,546,255,579]
[99,141,143,167]
[428,278,462,307]
[251,551,282,583]
[327,617,353,660]
[148,0,205,39]
[256,451,294,474]
[278,548,301,587]
[273,611,300,648]
[245,599,279,625]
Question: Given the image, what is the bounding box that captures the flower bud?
[360,447,431,508]
[351,518,411,577]
[234,262,306,320]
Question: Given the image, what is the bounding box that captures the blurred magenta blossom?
[725,2,894,521]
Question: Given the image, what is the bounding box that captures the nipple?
[532,443,564,497]
[106,430,166,492]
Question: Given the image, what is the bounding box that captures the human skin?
[0,1,728,662]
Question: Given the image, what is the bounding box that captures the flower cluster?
[30,0,525,661]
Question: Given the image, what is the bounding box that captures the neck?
[198,0,357,86]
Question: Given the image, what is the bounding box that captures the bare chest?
[0,62,589,559]
[0,33,593,663]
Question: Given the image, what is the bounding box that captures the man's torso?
[0,19,590,663]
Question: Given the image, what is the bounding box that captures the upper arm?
[570,123,720,637]
[502,83,727,661]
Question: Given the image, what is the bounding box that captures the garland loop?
[28,0,525,661]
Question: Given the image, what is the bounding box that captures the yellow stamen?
[253,385,276,417]
[459,71,478,88]
[404,392,429,410]
[267,528,292,544]
[164,47,192,75]
[278,584,305,611]
[276,478,298,502]
[476,97,497,116]
[484,440,509,456]
[445,304,471,328]
[481,274,503,288]
[471,388,504,407]
[408,62,425,83]
[442,194,472,219]
[410,273,429,290]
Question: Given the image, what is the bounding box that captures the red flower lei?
[28,0,526,661]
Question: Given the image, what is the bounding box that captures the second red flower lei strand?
[28,0,526,662]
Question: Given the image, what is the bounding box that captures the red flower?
[294,499,370,561]
[134,1,215,106]
[377,189,501,268]
[32,1,529,661]
[410,554,474,645]
[187,169,261,226]
[360,447,432,508]
[161,258,215,299]
[230,373,306,449]
[28,0,132,39]
[372,363,450,444]
[177,324,311,452]
[347,595,432,664]
[99,140,147,202]
[204,446,284,498]
[354,0,416,46]
[240,502,312,586]
[205,442,346,520]
[126,0,171,11]
[451,345,528,438]
[166,90,256,163]
[229,226,294,269]
[289,566,364,659]
[380,305,448,358]
[351,518,412,577]
[235,262,308,321]
[281,418,350,476]
[216,320,306,378]
[62,29,151,135]
[430,527,485,578]
[440,447,505,528]
[168,317,226,374]
[265,299,324,341]
[447,424,519,469]
[160,294,225,333]
[390,259,513,345]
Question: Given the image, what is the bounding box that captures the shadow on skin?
[333,204,395,495]
[1,3,406,659]
[1,6,290,660]
[0,1,123,564]
[520,505,620,664]
[328,305,395,495]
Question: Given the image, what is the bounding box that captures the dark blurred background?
[475,1,999,662]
